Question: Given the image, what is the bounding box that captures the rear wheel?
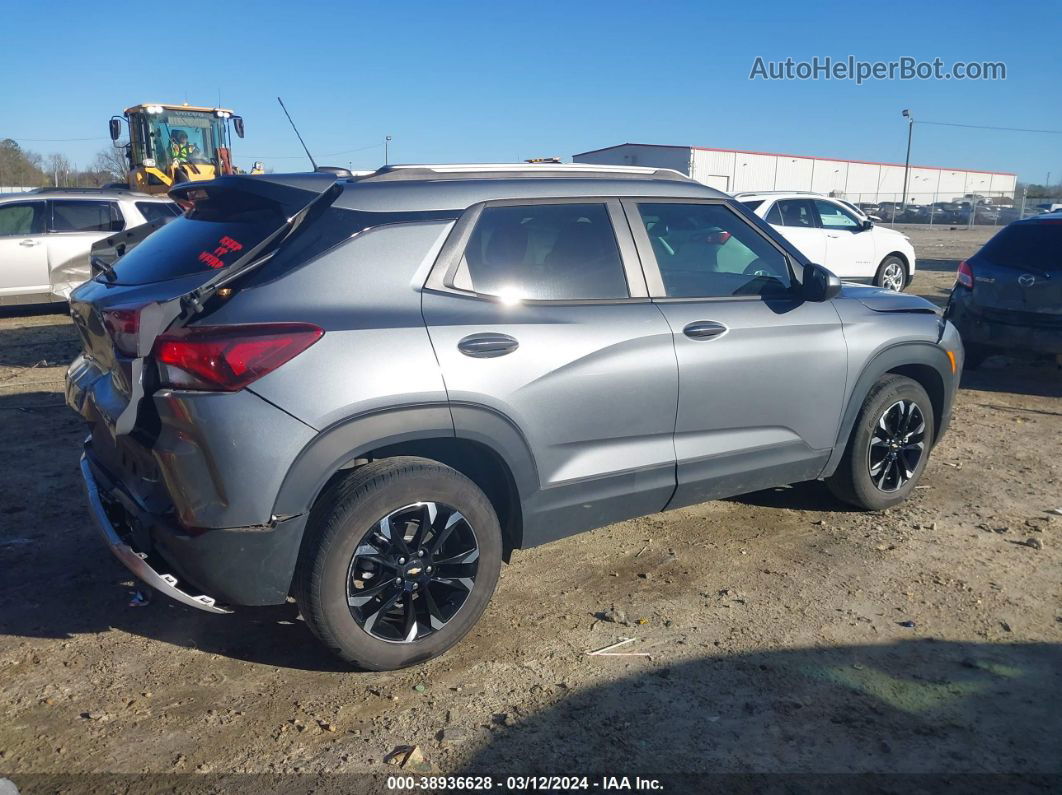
[874,256,907,292]
[826,375,934,510]
[294,457,502,670]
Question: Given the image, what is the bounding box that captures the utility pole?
[385,135,392,166]
[901,109,914,206]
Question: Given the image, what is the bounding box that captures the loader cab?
[117,104,244,194]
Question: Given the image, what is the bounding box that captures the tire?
[294,456,502,670]
[874,256,907,292]
[825,375,935,511]
[963,343,991,370]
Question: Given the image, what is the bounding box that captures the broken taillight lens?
[955,260,974,289]
[153,323,324,392]
[102,307,141,356]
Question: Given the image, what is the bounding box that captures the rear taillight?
[153,324,323,392]
[102,307,141,356]
[955,260,974,289]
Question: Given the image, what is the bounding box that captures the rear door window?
[458,203,629,300]
[135,201,182,224]
[776,199,819,228]
[50,200,124,233]
[0,202,46,236]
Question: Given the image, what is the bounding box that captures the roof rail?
[30,186,139,195]
[732,190,826,198]
[355,163,696,183]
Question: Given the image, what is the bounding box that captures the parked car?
[928,202,962,223]
[955,202,1001,225]
[856,202,882,219]
[736,192,916,291]
[946,214,1062,367]
[0,188,180,306]
[66,164,962,669]
[902,204,929,223]
[837,199,881,223]
[876,202,908,223]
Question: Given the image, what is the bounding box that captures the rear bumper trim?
[79,453,232,614]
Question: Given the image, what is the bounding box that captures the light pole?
[385,135,392,165]
[901,109,914,206]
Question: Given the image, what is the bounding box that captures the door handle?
[19,239,40,247]
[682,321,728,340]
[457,333,519,358]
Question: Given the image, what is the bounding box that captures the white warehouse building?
[572,143,1017,205]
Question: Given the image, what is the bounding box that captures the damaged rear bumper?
[80,444,308,609]
[80,453,231,614]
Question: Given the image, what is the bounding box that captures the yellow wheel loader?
[108,103,246,194]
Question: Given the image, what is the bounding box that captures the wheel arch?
[273,404,535,560]
[882,250,910,270]
[822,342,953,477]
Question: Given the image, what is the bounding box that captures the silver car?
[0,187,179,305]
[65,164,963,669]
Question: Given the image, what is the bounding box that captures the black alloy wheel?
[346,501,480,643]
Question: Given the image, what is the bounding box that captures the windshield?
[128,109,226,170]
[980,222,1062,271]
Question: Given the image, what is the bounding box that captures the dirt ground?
[1,225,1059,791]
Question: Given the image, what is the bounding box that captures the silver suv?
[65,164,963,669]
[0,187,180,305]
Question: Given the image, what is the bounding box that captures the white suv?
[737,192,916,291]
[0,188,180,306]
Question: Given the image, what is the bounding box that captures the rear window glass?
[981,222,1062,270]
[136,201,182,224]
[109,194,285,284]
[739,200,763,211]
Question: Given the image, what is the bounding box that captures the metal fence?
[836,189,1061,228]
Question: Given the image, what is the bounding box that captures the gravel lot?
[1,225,1059,790]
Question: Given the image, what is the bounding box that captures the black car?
[946,214,1062,367]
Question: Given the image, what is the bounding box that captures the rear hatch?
[966,219,1062,325]
[66,173,342,436]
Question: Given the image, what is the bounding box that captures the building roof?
[572,142,1016,177]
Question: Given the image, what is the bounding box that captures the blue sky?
[1,0,1058,182]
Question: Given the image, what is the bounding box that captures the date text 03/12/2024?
[385,775,665,791]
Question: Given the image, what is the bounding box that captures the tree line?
[0,138,127,189]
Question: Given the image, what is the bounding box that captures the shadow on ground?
[727,479,861,512]
[458,640,1061,780]
[0,315,79,369]
[961,354,1061,398]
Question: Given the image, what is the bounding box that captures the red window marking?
[198,236,246,269]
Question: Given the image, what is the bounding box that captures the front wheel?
[874,256,907,292]
[825,375,935,510]
[294,457,502,670]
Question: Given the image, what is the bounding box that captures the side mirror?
[802,263,842,302]
[232,116,245,138]
[109,118,121,141]
[861,218,874,231]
